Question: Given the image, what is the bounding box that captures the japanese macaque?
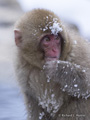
[14,9,90,120]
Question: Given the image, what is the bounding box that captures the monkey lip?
[45,57,59,61]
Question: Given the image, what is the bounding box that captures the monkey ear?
[14,29,22,46]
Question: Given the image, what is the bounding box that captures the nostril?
[52,48,57,53]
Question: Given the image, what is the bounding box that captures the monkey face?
[14,9,69,68]
[40,34,61,62]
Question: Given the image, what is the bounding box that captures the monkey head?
[14,9,70,68]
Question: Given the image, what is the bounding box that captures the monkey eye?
[43,36,50,42]
[55,35,60,40]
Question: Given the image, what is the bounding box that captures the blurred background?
[0,0,90,119]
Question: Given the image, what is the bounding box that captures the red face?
[41,34,61,61]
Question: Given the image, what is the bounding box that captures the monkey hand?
[56,60,90,99]
[43,60,59,77]
[44,60,90,99]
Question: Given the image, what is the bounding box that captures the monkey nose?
[52,48,57,53]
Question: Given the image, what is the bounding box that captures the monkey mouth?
[45,57,59,61]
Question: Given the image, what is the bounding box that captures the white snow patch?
[39,112,45,119]
[43,65,46,69]
[29,115,31,119]
[74,64,81,68]
[63,66,65,69]
[57,60,61,64]
[73,78,76,82]
[74,84,78,88]
[51,94,55,98]
[74,40,77,45]
[49,18,63,35]
[77,94,80,98]
[62,88,65,92]
[64,85,68,88]
[46,75,51,82]
[71,67,73,71]
[49,22,63,35]
[67,64,69,67]
[42,17,63,35]
[65,72,68,74]
[82,70,86,73]
[38,91,60,116]
[85,94,90,100]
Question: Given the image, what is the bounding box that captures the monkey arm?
[24,93,48,120]
[56,61,90,99]
[44,60,90,99]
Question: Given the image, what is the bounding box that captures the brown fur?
[14,9,90,120]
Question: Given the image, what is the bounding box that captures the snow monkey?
[14,9,90,120]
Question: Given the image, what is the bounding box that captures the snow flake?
[49,22,63,35]
[46,75,51,82]
[74,84,78,87]
[38,90,60,116]
[39,112,45,119]
[51,94,55,98]
[82,70,86,72]
[64,85,68,88]
[85,94,90,100]
[42,17,63,35]
[57,60,61,64]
